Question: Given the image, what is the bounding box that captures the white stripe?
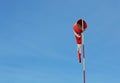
[77,44,82,54]
[74,31,81,37]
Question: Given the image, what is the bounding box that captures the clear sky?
[0,0,120,83]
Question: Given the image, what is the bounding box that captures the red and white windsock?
[73,19,87,83]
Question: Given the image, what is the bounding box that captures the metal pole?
[81,19,86,83]
[83,44,86,83]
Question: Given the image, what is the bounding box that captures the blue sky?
[0,0,120,83]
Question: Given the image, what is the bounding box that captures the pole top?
[77,19,87,30]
